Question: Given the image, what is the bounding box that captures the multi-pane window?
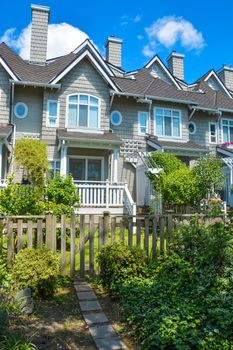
[209,122,217,143]
[49,160,61,178]
[67,94,99,129]
[222,119,233,143]
[47,100,59,127]
[154,108,181,138]
[69,158,103,181]
[138,112,149,135]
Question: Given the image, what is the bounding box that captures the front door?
[69,158,103,181]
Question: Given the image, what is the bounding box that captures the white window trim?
[67,156,105,181]
[209,122,218,144]
[46,100,60,127]
[153,107,182,139]
[14,102,28,119]
[65,93,101,130]
[188,121,196,135]
[49,159,61,177]
[221,118,233,143]
[110,110,122,126]
[138,111,149,135]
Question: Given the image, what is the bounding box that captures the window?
[67,94,100,129]
[49,160,61,178]
[154,108,181,138]
[68,157,103,181]
[209,122,218,144]
[47,100,59,127]
[188,122,196,135]
[138,111,149,134]
[111,111,122,126]
[14,102,28,119]
[222,119,233,143]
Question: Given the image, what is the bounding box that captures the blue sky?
[1,0,233,83]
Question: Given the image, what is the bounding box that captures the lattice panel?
[120,139,143,157]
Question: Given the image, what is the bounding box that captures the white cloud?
[0,22,88,59]
[120,14,142,26]
[137,34,144,40]
[143,16,205,57]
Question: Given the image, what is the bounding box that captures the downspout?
[10,82,16,174]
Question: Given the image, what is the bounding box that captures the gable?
[203,70,232,98]
[150,62,172,84]
[144,55,181,90]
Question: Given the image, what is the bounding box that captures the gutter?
[9,80,61,89]
[110,90,199,106]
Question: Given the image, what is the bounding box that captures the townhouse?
[0,4,233,214]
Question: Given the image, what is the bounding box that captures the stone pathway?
[74,278,127,350]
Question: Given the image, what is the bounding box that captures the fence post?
[120,219,125,244]
[152,216,158,261]
[17,219,23,252]
[160,216,165,255]
[89,214,95,275]
[27,220,33,248]
[79,214,85,277]
[144,217,149,257]
[98,216,104,252]
[111,216,116,242]
[103,211,110,245]
[61,215,66,275]
[37,219,43,249]
[128,217,133,247]
[7,218,13,266]
[46,215,52,250]
[167,214,173,252]
[136,218,141,247]
[70,214,76,277]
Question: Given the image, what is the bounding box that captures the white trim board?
[0,57,19,80]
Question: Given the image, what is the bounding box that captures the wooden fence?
[0,213,220,277]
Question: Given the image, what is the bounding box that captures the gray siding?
[106,40,122,68]
[30,6,49,64]
[111,98,189,143]
[167,55,184,81]
[14,86,43,136]
[41,58,111,144]
[0,66,10,125]
[150,62,172,84]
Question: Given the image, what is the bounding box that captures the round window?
[110,111,122,126]
[14,102,28,119]
[188,122,196,134]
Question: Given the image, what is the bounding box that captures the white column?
[113,148,119,183]
[0,143,2,181]
[60,146,67,176]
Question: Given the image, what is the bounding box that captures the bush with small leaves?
[12,248,60,299]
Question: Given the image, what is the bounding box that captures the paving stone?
[83,312,109,325]
[89,325,117,339]
[77,291,97,300]
[93,337,127,350]
[74,284,93,292]
[79,300,102,312]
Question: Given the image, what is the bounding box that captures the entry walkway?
[74,277,127,350]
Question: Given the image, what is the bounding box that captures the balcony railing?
[74,180,136,215]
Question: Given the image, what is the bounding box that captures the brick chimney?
[166,51,185,81]
[105,36,123,68]
[30,4,50,65]
[218,65,233,91]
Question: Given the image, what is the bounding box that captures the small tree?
[193,155,224,199]
[14,139,49,187]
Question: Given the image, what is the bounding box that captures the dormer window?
[67,94,100,129]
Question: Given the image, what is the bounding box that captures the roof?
[57,129,122,144]
[1,38,233,111]
[147,134,209,153]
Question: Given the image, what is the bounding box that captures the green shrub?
[97,242,146,290]
[106,220,233,349]
[12,248,60,299]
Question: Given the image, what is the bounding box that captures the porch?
[57,129,136,215]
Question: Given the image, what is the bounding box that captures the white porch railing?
[74,180,136,215]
